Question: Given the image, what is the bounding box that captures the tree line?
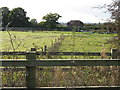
[0,0,119,32]
[0,7,111,32]
[1,7,68,31]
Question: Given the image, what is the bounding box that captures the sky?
[0,0,113,23]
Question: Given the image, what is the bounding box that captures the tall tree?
[8,7,30,27]
[0,7,10,27]
[42,13,61,30]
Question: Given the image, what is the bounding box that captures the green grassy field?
[0,31,116,53]
[58,32,117,59]
[0,31,63,51]
[59,32,116,52]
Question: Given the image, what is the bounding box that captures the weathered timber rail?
[1,59,120,66]
[1,86,120,90]
[0,51,111,56]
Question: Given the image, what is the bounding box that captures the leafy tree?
[38,21,46,28]
[30,18,38,27]
[42,13,61,30]
[0,7,10,27]
[8,7,30,27]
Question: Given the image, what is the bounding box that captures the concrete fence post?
[26,48,36,89]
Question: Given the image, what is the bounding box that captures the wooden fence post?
[111,49,120,85]
[111,49,118,59]
[26,48,36,89]
[44,45,47,52]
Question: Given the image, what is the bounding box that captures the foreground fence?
[0,49,120,90]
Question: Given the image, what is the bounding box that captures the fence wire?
[1,67,26,87]
[36,66,120,87]
[1,66,120,87]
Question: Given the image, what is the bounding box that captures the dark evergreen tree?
[8,7,30,27]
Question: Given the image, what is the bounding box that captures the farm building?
[67,20,84,30]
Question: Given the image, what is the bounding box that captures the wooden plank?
[1,60,27,66]
[0,52,26,55]
[1,59,120,66]
[0,52,111,56]
[1,86,120,90]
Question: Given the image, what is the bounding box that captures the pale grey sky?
[0,0,112,23]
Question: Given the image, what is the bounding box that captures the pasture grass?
[0,31,63,51]
[1,31,117,59]
[59,32,116,52]
[58,32,117,59]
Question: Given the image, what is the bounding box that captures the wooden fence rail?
[1,59,120,67]
[0,49,120,89]
[0,51,111,56]
[0,48,118,57]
